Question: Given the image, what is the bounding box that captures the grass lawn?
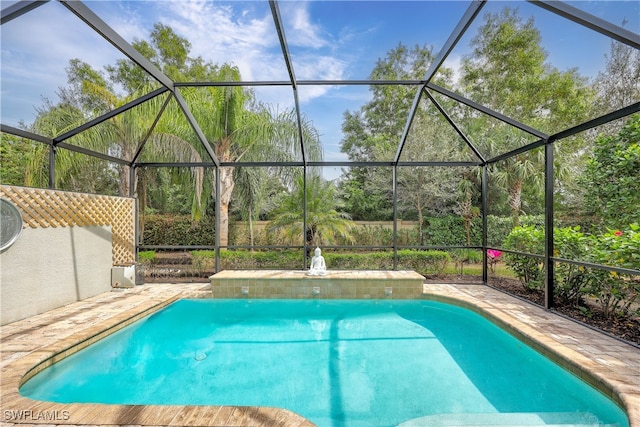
[442,262,516,278]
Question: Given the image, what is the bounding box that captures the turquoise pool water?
[21,299,628,427]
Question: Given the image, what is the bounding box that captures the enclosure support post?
[215,166,221,273]
[128,165,136,197]
[130,165,138,262]
[48,144,56,189]
[392,165,398,270]
[481,164,488,284]
[303,167,308,270]
[544,141,555,309]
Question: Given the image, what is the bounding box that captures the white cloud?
[158,1,285,81]
[284,3,330,49]
[1,0,354,126]
[442,53,463,85]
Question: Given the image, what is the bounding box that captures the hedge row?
[141,214,216,246]
[185,249,450,276]
[141,213,545,247]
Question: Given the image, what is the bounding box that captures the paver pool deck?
[1,279,638,426]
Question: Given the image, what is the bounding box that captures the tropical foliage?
[267,174,355,247]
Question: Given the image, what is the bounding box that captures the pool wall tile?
[210,270,424,300]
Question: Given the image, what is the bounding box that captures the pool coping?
[0,281,638,426]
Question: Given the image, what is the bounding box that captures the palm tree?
[231,167,282,247]
[27,67,205,203]
[172,64,323,247]
[268,174,355,247]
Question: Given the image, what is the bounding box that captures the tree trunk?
[509,180,523,228]
[417,206,424,246]
[461,191,473,246]
[218,166,235,248]
[249,205,255,248]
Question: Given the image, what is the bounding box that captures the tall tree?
[107,25,323,246]
[593,39,640,117]
[460,7,594,226]
[25,24,323,248]
[580,113,640,230]
[340,43,442,221]
[172,79,322,247]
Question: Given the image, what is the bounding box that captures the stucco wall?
[1,225,113,325]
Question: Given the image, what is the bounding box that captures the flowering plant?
[487,249,502,259]
[487,249,502,273]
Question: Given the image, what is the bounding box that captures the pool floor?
[1,283,639,426]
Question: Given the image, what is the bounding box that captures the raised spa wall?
[209,270,425,299]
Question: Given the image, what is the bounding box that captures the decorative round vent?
[0,198,23,251]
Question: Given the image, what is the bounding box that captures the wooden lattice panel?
[0,185,135,265]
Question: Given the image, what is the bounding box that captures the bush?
[586,225,640,317]
[553,227,591,305]
[487,215,545,248]
[503,224,640,318]
[503,225,545,290]
[325,252,377,269]
[423,216,479,246]
[142,215,216,246]
[191,249,449,275]
[397,250,450,276]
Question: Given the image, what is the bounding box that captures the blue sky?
[1,0,638,173]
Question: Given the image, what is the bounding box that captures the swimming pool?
[20,299,628,427]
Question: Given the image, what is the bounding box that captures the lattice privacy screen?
[0,185,135,265]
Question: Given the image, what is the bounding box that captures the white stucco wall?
[1,225,113,325]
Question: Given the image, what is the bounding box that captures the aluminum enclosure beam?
[1,0,47,24]
[270,0,307,165]
[135,160,483,169]
[530,0,640,50]
[394,0,486,163]
[0,124,126,165]
[490,102,640,165]
[130,94,174,165]
[544,141,554,308]
[425,88,486,163]
[173,90,220,167]
[54,87,169,144]
[1,124,53,145]
[56,141,129,165]
[427,83,549,139]
[549,102,640,143]
[176,80,425,87]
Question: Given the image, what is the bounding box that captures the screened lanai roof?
[1,0,639,175]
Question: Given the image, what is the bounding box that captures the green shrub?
[142,214,216,246]
[397,250,450,275]
[553,226,591,305]
[326,252,379,269]
[487,215,545,248]
[503,225,545,290]
[503,224,640,317]
[423,216,473,246]
[586,224,640,317]
[193,249,448,275]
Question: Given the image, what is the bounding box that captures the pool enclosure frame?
[2,0,640,309]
